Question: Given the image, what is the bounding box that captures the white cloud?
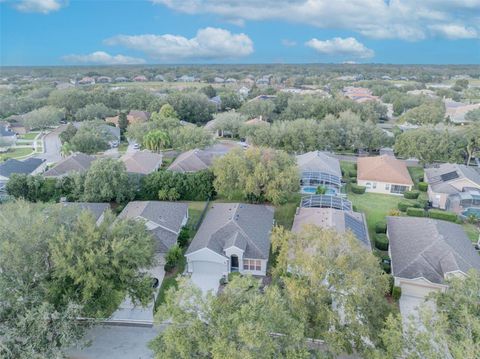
[429,24,478,39]
[306,37,374,58]
[281,39,297,47]
[152,0,480,41]
[62,51,146,65]
[14,0,64,14]
[105,27,253,60]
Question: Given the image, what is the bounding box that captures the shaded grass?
[18,132,40,140]
[0,147,35,161]
[274,193,301,230]
[462,223,479,243]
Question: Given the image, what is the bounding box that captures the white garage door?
[191,261,225,294]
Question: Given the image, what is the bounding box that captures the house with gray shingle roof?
[185,203,274,289]
[168,143,238,173]
[425,163,480,215]
[0,158,46,194]
[387,216,480,319]
[43,153,96,178]
[60,202,110,225]
[121,150,162,175]
[117,201,188,253]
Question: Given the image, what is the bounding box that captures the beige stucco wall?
[357,179,412,195]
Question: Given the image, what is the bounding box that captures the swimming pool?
[462,207,480,219]
[301,186,337,195]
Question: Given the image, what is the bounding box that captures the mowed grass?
[0,147,35,161]
[18,131,40,140]
[274,193,301,230]
[463,223,480,243]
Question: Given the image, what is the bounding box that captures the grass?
[18,131,40,140]
[0,147,35,161]
[154,254,186,311]
[340,161,356,176]
[462,223,479,243]
[185,201,207,232]
[274,193,301,230]
[117,142,129,154]
[408,166,424,186]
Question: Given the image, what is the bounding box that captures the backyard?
[0,147,35,161]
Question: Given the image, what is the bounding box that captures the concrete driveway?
[191,272,221,295]
[36,125,66,164]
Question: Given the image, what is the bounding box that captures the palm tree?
[143,130,170,152]
[60,142,74,157]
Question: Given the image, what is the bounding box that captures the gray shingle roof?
[387,216,480,284]
[121,151,162,175]
[117,201,188,253]
[425,163,480,194]
[43,153,96,177]
[186,203,274,259]
[0,158,45,178]
[168,143,238,173]
[60,202,110,222]
[296,151,342,178]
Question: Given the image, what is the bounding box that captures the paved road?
[35,125,66,164]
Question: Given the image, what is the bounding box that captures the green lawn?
[185,201,207,231]
[462,223,480,243]
[0,147,35,161]
[274,193,301,230]
[18,132,40,140]
[117,142,129,154]
[408,166,424,186]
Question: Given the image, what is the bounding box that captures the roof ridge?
[229,204,266,257]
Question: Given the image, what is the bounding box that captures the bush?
[219,277,227,285]
[392,286,402,301]
[428,209,458,222]
[348,169,357,178]
[164,244,183,272]
[350,184,366,194]
[398,200,415,212]
[406,207,426,217]
[404,190,420,199]
[375,221,387,233]
[388,209,401,216]
[416,198,428,209]
[177,227,190,248]
[228,272,241,282]
[418,182,428,192]
[375,234,389,251]
[382,262,391,274]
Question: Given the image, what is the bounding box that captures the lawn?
[117,142,129,154]
[408,166,424,186]
[18,131,40,140]
[185,201,208,231]
[0,147,35,161]
[274,193,301,230]
[462,223,479,243]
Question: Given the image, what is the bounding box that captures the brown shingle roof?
[121,150,162,175]
[357,155,413,185]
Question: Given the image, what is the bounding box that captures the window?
[372,182,377,189]
[385,184,390,190]
[243,259,261,271]
[366,182,372,188]
[390,185,407,194]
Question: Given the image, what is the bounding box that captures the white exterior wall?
[186,248,229,276]
[224,246,244,271]
[394,276,446,298]
[240,259,267,276]
[358,179,412,195]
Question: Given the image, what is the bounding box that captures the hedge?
[349,169,357,178]
[418,182,428,192]
[406,207,426,217]
[398,200,417,212]
[375,221,387,233]
[404,190,420,199]
[350,184,366,194]
[392,286,402,301]
[428,209,458,222]
[375,233,389,251]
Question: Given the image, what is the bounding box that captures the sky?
[1,0,479,66]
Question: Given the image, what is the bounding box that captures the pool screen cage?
[300,171,342,188]
[300,194,352,211]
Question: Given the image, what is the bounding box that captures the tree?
[400,100,445,125]
[150,275,309,359]
[158,103,178,119]
[125,121,158,144]
[271,225,392,356]
[5,174,62,202]
[213,112,246,137]
[201,85,217,98]
[22,106,64,130]
[118,112,128,133]
[60,142,74,157]
[461,123,480,166]
[75,103,115,122]
[169,125,213,151]
[375,270,480,359]
[239,99,275,121]
[219,91,242,111]
[69,121,113,154]
[213,147,299,205]
[48,88,92,119]
[143,130,170,152]
[0,201,155,358]
[167,92,216,124]
[82,158,134,203]
[59,123,77,144]
[465,108,480,122]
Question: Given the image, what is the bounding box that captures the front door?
[230,255,239,272]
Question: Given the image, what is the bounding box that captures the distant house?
[106,110,150,127]
[238,86,250,97]
[256,78,269,85]
[0,158,46,194]
[177,75,195,82]
[387,216,480,320]
[121,150,163,175]
[96,76,112,83]
[209,95,222,110]
[114,76,129,83]
[0,125,17,145]
[213,77,225,83]
[133,75,148,82]
[117,201,188,253]
[244,116,269,126]
[343,86,378,103]
[444,99,480,125]
[168,143,237,173]
[296,151,342,195]
[78,77,95,85]
[357,155,413,195]
[292,207,370,250]
[424,163,480,215]
[185,203,274,293]
[154,74,165,82]
[225,78,237,84]
[43,153,96,178]
[60,202,110,225]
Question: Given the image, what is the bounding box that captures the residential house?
[357,155,413,195]
[121,150,163,175]
[117,201,188,254]
[133,75,148,82]
[0,125,17,145]
[238,86,250,98]
[168,143,238,173]
[424,163,480,215]
[296,151,342,195]
[154,74,165,82]
[244,116,269,126]
[43,153,96,178]
[387,216,480,320]
[343,86,379,103]
[177,75,195,82]
[96,76,112,83]
[292,207,370,250]
[185,203,274,293]
[106,110,150,127]
[78,77,95,85]
[60,202,110,225]
[225,78,237,84]
[256,77,270,85]
[209,95,222,110]
[213,77,225,83]
[0,158,46,194]
[114,76,129,83]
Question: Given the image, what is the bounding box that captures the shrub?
[392,286,402,301]
[177,227,190,248]
[398,200,415,212]
[418,182,428,192]
[219,277,227,285]
[404,190,420,199]
[406,207,426,217]
[428,209,458,222]
[228,272,241,282]
[375,221,387,233]
[375,234,389,251]
[382,262,391,274]
[164,244,183,272]
[348,169,357,178]
[350,184,366,194]
[388,209,401,216]
[416,198,428,209]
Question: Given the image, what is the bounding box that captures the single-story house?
[96,76,112,83]
[43,153,96,178]
[121,150,163,175]
[387,216,480,320]
[296,151,342,195]
[424,163,480,216]
[209,96,222,110]
[185,203,274,293]
[292,207,370,250]
[0,125,17,145]
[133,75,148,82]
[0,157,46,194]
[168,143,238,173]
[357,155,413,195]
[117,201,188,253]
[106,110,150,127]
[60,202,110,225]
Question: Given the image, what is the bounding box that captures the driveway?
[191,272,221,295]
[36,125,66,164]
[68,324,163,359]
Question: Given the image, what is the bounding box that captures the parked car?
[133,143,140,150]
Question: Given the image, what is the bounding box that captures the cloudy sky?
[1,0,479,66]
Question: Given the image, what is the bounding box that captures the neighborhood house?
[0,158,46,194]
[296,151,342,195]
[43,153,96,178]
[121,150,163,175]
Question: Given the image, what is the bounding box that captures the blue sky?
[1,0,479,66]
